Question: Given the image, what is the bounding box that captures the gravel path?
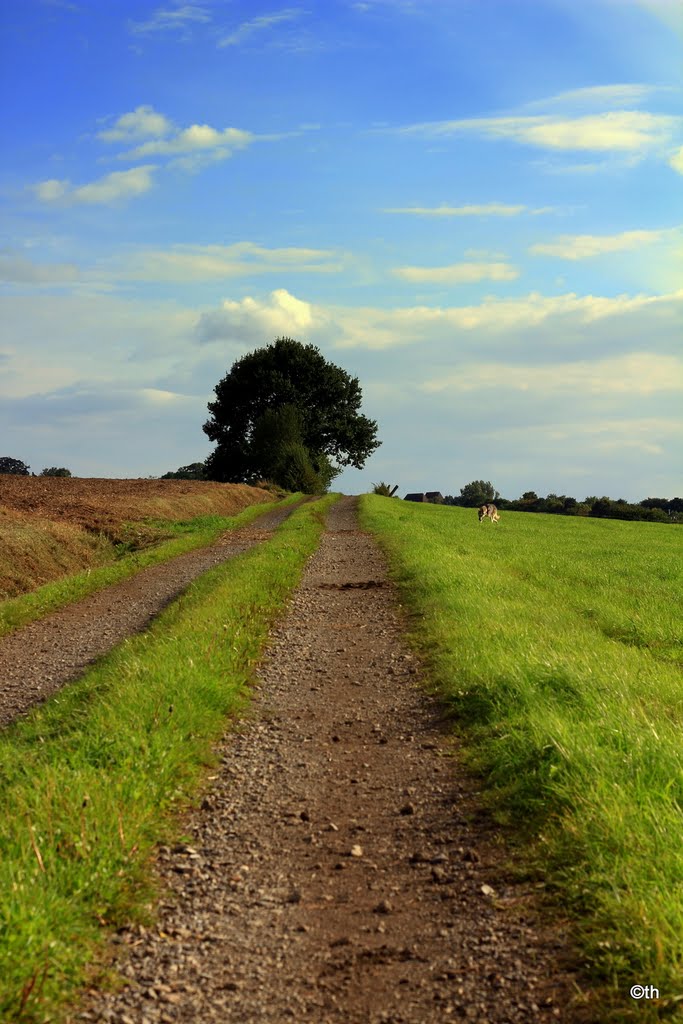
[0,502,298,729]
[77,496,581,1024]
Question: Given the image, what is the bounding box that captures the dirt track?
[0,503,297,729]
[75,496,581,1024]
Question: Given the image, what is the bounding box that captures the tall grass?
[0,495,301,639]
[361,496,683,1019]
[0,495,335,1023]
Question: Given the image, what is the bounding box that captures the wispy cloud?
[479,416,681,455]
[193,286,683,353]
[97,106,258,172]
[0,251,80,285]
[530,227,680,260]
[117,124,253,165]
[670,145,683,174]
[41,0,81,11]
[383,202,527,217]
[33,166,156,205]
[119,242,344,281]
[129,4,211,35]
[421,352,683,396]
[522,83,669,111]
[332,289,683,349]
[98,105,173,142]
[392,262,519,284]
[396,111,680,152]
[218,8,305,48]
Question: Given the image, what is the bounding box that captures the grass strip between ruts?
[0,493,336,1023]
[360,495,683,1021]
[0,494,302,639]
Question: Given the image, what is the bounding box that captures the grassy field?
[361,496,683,1020]
[0,494,336,1023]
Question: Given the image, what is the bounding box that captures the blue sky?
[1,0,681,500]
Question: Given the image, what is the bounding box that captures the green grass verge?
[0,493,336,1023]
[360,495,683,1020]
[0,495,302,639]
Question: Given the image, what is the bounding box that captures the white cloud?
[218,8,305,47]
[32,166,156,205]
[119,124,253,162]
[193,286,683,353]
[477,416,681,461]
[99,105,173,142]
[383,203,527,217]
[397,111,680,152]
[530,227,679,259]
[139,387,192,403]
[197,288,319,343]
[129,4,211,34]
[0,252,80,284]
[336,289,683,349]
[523,84,666,111]
[33,179,69,202]
[120,242,344,281]
[669,145,683,174]
[421,353,683,396]
[392,262,519,284]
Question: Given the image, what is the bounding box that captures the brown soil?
[72,496,586,1024]
[0,503,298,729]
[0,477,273,536]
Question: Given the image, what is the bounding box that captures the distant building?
[425,492,444,504]
[404,492,426,502]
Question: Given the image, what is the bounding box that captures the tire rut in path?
[0,501,299,730]
[79,496,580,1024]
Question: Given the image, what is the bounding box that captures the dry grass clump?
[0,510,111,600]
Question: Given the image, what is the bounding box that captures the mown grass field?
[361,495,683,1020]
[0,495,336,1023]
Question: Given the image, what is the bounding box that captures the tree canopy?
[456,480,500,507]
[160,462,207,480]
[40,467,71,477]
[0,457,30,475]
[442,485,680,524]
[203,337,380,491]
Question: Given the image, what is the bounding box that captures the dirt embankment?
[0,477,274,599]
[79,496,582,1024]
[0,502,299,729]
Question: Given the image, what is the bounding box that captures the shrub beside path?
[78,496,582,1024]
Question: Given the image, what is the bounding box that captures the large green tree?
[203,337,380,489]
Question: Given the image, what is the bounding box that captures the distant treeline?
[443,489,681,524]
